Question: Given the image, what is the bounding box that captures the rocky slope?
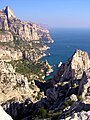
[64,110,90,120]
[0,31,13,42]
[0,5,53,109]
[2,49,90,120]
[0,60,45,104]
[0,5,54,120]
[0,46,22,61]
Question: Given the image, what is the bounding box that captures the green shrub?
[39,107,47,118]
[61,99,73,110]
[77,95,82,100]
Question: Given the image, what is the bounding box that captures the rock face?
[0,106,13,120]
[0,6,53,43]
[80,69,90,104]
[4,6,16,19]
[71,49,90,79]
[0,61,43,103]
[1,49,90,120]
[44,60,53,77]
[0,31,13,42]
[65,111,90,120]
[54,49,90,103]
[37,26,54,43]
[0,6,53,63]
[0,61,29,103]
[37,49,90,119]
[0,47,22,61]
[0,10,9,30]
[0,7,90,120]
[54,49,90,82]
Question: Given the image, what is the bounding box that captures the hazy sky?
[0,0,90,28]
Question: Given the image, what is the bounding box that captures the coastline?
[42,28,90,80]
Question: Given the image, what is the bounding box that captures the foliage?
[64,99,73,106]
[61,99,73,110]
[48,110,62,120]
[39,107,47,118]
[8,59,45,81]
[15,60,43,75]
[77,95,82,101]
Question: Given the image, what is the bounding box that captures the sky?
[0,0,90,28]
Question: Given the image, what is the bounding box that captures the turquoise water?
[42,28,90,79]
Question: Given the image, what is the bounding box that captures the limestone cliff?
[0,10,9,30]
[0,31,13,42]
[4,6,16,19]
[0,6,53,43]
[1,49,90,120]
[0,6,53,62]
[53,49,90,103]
[54,49,90,82]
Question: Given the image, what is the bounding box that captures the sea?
[42,28,90,80]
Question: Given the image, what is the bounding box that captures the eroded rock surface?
[54,49,90,82]
[0,61,44,103]
[64,111,90,120]
[0,6,53,43]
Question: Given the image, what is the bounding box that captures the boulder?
[70,94,78,102]
[0,106,13,120]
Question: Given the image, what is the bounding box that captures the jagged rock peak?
[70,49,90,78]
[4,6,16,19]
[55,49,90,82]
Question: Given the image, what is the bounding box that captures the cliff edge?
[0,6,53,43]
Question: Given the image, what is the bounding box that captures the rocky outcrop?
[0,6,53,43]
[23,48,44,62]
[43,60,53,77]
[0,10,9,30]
[0,31,13,42]
[4,6,16,19]
[1,49,90,120]
[0,61,44,104]
[79,69,90,104]
[71,49,90,79]
[37,26,54,43]
[0,46,22,61]
[54,49,90,83]
[36,49,90,119]
[53,49,90,103]
[9,19,40,41]
[64,111,90,120]
[0,106,13,120]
